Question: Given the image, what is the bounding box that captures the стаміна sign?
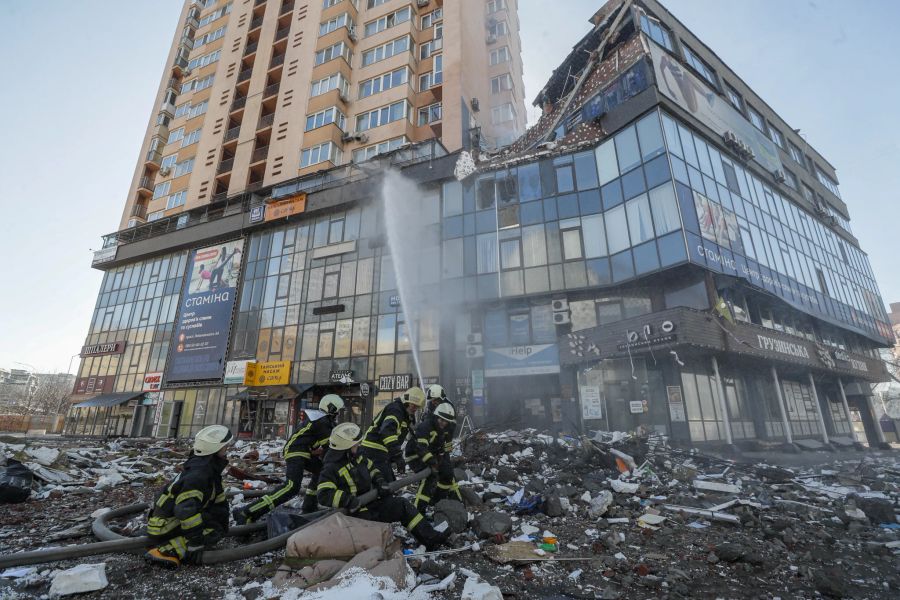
[165,240,244,383]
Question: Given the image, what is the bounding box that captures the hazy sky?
[0,0,897,374]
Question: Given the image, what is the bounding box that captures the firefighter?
[145,425,234,569]
[425,384,454,413]
[233,394,344,524]
[317,422,450,551]
[406,401,463,510]
[360,386,425,482]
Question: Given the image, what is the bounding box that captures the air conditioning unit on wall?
[466,344,484,358]
[551,299,569,312]
[553,312,571,325]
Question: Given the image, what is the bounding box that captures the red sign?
[142,372,164,392]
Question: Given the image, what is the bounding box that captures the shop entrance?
[485,375,566,432]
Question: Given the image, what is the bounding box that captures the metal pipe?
[711,357,733,445]
[771,366,793,444]
[807,373,829,444]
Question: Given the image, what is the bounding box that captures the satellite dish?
[885,398,900,420]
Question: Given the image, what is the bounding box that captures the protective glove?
[346,496,361,513]
[393,457,406,476]
[377,480,392,499]
[184,544,205,565]
[202,527,224,547]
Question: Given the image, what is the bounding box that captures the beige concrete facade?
[118,0,526,232]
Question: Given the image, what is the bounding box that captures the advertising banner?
[165,240,244,384]
[648,43,782,173]
[244,361,291,386]
[224,360,252,385]
[484,344,560,377]
[264,193,307,222]
[580,385,603,420]
[142,372,163,392]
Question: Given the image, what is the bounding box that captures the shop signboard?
[249,205,265,224]
[666,385,686,422]
[80,341,126,357]
[629,400,645,414]
[224,360,252,384]
[580,385,603,420]
[264,193,306,222]
[165,239,244,384]
[142,372,163,392]
[330,369,354,383]
[484,344,560,377]
[244,361,291,386]
[471,370,484,390]
[378,373,412,392]
[74,376,115,395]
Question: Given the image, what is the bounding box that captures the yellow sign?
[265,193,307,222]
[244,361,291,386]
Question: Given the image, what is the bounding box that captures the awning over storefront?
[228,384,314,401]
[74,391,144,408]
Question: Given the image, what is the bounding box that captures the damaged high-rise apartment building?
[70,0,893,449]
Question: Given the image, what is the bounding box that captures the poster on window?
[666,385,686,422]
[165,239,245,384]
[580,385,603,420]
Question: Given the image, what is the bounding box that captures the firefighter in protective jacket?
[233,395,344,524]
[145,425,234,568]
[317,422,450,551]
[359,387,425,482]
[406,401,463,509]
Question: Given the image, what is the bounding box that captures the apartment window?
[356,100,408,132]
[359,67,409,99]
[491,103,515,124]
[161,154,178,171]
[188,100,208,119]
[421,8,443,29]
[768,124,784,148]
[783,168,798,191]
[319,13,349,36]
[147,210,164,222]
[682,44,717,88]
[153,181,171,200]
[361,35,410,66]
[417,102,442,125]
[301,141,342,167]
[305,106,346,131]
[419,71,437,91]
[725,85,744,112]
[491,73,513,94]
[194,26,226,48]
[801,183,815,203]
[310,73,349,97]
[351,136,408,163]
[816,167,841,198]
[488,21,509,37]
[323,0,341,6]
[420,37,443,59]
[187,49,221,71]
[490,46,511,65]
[182,128,202,147]
[639,12,674,51]
[315,41,350,65]
[198,3,231,27]
[174,101,191,119]
[364,6,411,37]
[367,0,388,7]
[487,0,507,14]
[433,22,443,40]
[433,54,442,83]
[747,105,765,132]
[166,127,185,145]
[166,190,187,210]
[182,75,215,94]
[174,158,195,177]
[788,141,805,165]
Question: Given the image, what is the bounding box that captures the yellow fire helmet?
[402,386,426,409]
[193,425,234,456]
[329,422,363,450]
[319,394,345,416]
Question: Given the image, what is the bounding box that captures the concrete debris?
[588,490,614,518]
[461,575,503,600]
[693,479,742,494]
[25,447,59,467]
[473,512,512,539]
[48,563,108,596]
[433,499,469,534]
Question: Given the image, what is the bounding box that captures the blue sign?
[250,206,265,224]
[484,344,560,378]
[165,240,244,383]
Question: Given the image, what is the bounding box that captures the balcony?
[137,176,153,192]
[217,158,235,174]
[269,53,285,69]
[231,96,247,112]
[249,15,264,30]
[238,68,253,83]
[280,1,294,15]
[166,77,180,90]
[262,82,280,98]
[254,0,266,5]
[275,26,289,41]
[251,146,269,163]
[244,40,259,56]
[173,55,189,71]
[246,181,264,193]
[224,126,241,142]
[130,203,148,220]
[145,149,162,164]
[258,113,275,129]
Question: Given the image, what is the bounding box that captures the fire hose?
[0,468,431,569]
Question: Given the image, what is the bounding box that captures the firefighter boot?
[144,547,181,569]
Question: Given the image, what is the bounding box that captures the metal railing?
[138,176,153,191]
[231,96,247,111]
[251,146,269,163]
[224,126,241,141]
[130,203,148,219]
[254,0,266,5]
[217,158,235,174]
[275,25,290,41]
[246,181,264,192]
[145,149,162,164]
[244,41,259,56]
[269,53,285,69]
[249,15,264,30]
[262,82,280,98]
[280,1,294,15]
[238,68,253,82]
[258,113,275,129]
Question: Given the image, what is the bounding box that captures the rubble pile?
[1,431,899,599]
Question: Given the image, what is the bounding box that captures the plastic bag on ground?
[0,459,33,503]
